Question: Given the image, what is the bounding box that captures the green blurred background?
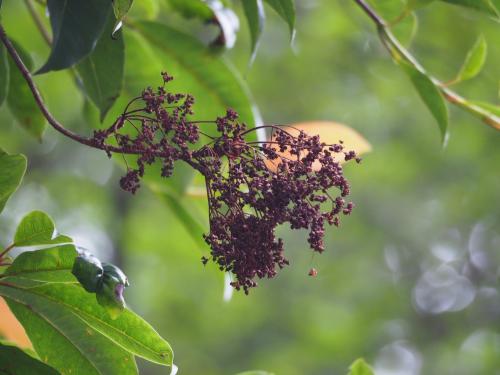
[1,1,500,374]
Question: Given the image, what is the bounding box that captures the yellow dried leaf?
[265,121,372,172]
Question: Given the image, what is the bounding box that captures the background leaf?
[13,210,72,247]
[37,0,112,74]
[76,12,125,121]
[112,0,134,24]
[440,0,500,18]
[399,61,449,144]
[0,148,26,214]
[455,34,487,82]
[264,121,372,172]
[6,41,46,140]
[0,43,8,106]
[263,0,295,37]
[0,342,59,375]
[347,358,375,375]
[242,0,265,64]
[235,372,275,375]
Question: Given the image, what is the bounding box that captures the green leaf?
[167,0,213,19]
[114,22,257,196]
[0,342,60,375]
[127,0,159,19]
[242,0,265,64]
[0,148,26,215]
[112,0,134,24]
[263,0,295,38]
[0,43,9,106]
[399,61,449,144]
[347,358,375,375]
[235,372,275,375]
[37,0,112,74]
[440,0,500,18]
[4,299,137,375]
[406,0,436,9]
[1,246,173,369]
[454,35,487,83]
[77,12,125,121]
[13,211,72,247]
[6,41,46,140]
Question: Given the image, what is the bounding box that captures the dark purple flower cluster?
[91,73,359,293]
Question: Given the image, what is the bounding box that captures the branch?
[353,0,500,131]
[0,23,203,171]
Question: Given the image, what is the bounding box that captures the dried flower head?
[91,73,360,293]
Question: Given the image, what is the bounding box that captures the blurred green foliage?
[0,0,499,374]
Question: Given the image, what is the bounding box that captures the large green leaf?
[13,211,72,247]
[77,12,125,121]
[0,43,8,106]
[263,0,295,37]
[242,0,265,64]
[37,0,112,74]
[399,61,449,144]
[115,21,256,194]
[440,0,500,18]
[0,245,173,370]
[167,0,213,19]
[6,41,46,140]
[454,34,487,83]
[0,342,59,375]
[347,358,375,375]
[0,148,26,215]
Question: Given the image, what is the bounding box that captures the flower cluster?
[91,73,360,293]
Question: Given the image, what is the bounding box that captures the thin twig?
[0,244,15,260]
[353,0,500,131]
[24,0,52,45]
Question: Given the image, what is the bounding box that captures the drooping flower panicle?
[91,73,360,293]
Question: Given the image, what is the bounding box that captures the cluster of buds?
[90,73,360,293]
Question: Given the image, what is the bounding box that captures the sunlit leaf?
[263,0,295,38]
[0,148,26,214]
[0,43,9,106]
[347,358,375,375]
[6,41,46,140]
[0,342,59,375]
[0,245,174,373]
[265,121,372,172]
[77,12,125,121]
[13,210,72,247]
[440,0,500,19]
[37,0,112,73]
[127,0,159,19]
[242,0,265,64]
[399,61,449,144]
[454,35,487,83]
